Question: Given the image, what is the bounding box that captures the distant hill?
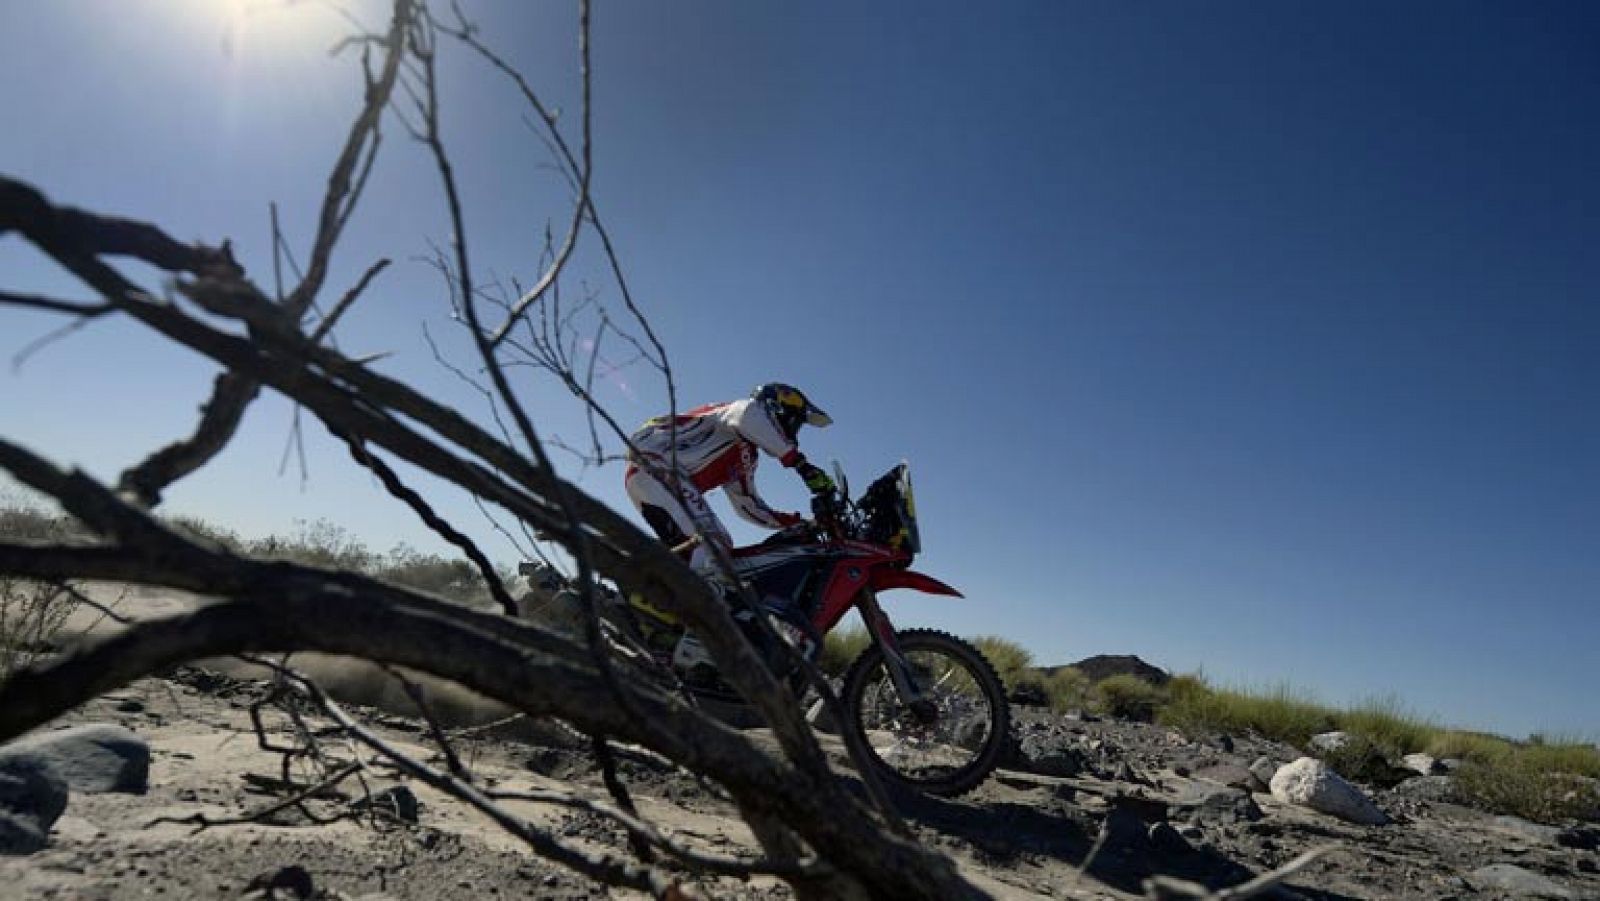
[1043,654,1169,686]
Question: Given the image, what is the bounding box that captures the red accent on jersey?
[689,442,746,492]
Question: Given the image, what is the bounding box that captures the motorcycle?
[596,461,1011,797]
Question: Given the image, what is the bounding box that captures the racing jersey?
[628,398,803,528]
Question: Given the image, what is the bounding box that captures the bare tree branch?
[106,2,411,508]
[0,291,113,317]
[310,256,391,343]
[0,435,982,899]
[1143,846,1337,900]
[0,2,995,894]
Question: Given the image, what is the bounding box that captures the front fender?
[870,568,963,598]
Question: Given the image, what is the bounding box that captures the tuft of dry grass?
[1339,694,1438,759]
[1455,756,1600,824]
[1158,674,1335,746]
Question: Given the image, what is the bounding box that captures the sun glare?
[178,0,356,57]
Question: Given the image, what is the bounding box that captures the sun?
[176,0,372,61]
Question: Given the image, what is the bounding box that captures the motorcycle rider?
[624,382,836,575]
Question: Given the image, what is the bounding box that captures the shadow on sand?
[884,786,1361,900]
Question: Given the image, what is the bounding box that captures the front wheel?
[839,628,1010,797]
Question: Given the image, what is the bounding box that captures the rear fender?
[869,568,963,598]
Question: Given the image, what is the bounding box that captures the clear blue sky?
[2,1,1595,739]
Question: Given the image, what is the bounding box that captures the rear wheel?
[839,628,1009,797]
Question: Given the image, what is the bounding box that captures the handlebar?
[810,487,850,542]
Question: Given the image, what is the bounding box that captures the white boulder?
[1307,731,1350,753]
[1270,756,1388,825]
[1400,752,1441,776]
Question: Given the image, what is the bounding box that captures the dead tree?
[0,2,984,898]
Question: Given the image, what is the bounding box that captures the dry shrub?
[0,578,77,678]
[0,495,84,676]
[248,519,377,572]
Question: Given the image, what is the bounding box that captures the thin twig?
[310,257,391,343]
[1143,846,1337,900]
[147,762,363,834]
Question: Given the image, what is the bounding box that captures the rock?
[0,724,149,794]
[1269,757,1388,826]
[1099,805,1149,853]
[954,718,990,752]
[356,785,420,823]
[1009,683,1049,707]
[0,756,69,855]
[1314,733,1415,788]
[1437,757,1465,772]
[1193,763,1268,794]
[1556,826,1599,851]
[1390,775,1457,803]
[1248,755,1279,788]
[1008,732,1087,778]
[1174,781,1263,825]
[1308,731,1350,754]
[1468,863,1574,898]
[1110,792,1170,825]
[1049,655,1170,686]
[244,864,316,900]
[1490,815,1563,846]
[1400,752,1442,776]
[1112,762,1151,786]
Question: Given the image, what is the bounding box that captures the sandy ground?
[4,585,1598,899]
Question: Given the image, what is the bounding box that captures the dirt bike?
[593,461,1011,798]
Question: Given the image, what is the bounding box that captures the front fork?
[857,589,935,720]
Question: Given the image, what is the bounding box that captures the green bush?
[1042,667,1090,713]
[1007,668,1051,704]
[969,635,1034,692]
[1092,673,1166,721]
[819,625,871,677]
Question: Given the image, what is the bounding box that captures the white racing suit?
[623,398,806,573]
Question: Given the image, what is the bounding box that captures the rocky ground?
[4,660,1598,901]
